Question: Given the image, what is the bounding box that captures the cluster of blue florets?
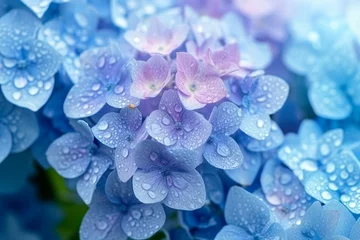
[1,0,360,239]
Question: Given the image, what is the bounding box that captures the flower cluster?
[1,0,360,240]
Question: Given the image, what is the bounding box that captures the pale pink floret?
[130,55,171,99]
[124,17,189,55]
[175,52,227,110]
[204,43,240,76]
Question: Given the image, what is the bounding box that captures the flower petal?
[215,225,252,240]
[209,101,243,135]
[80,201,126,240]
[115,144,138,183]
[309,81,352,120]
[240,109,271,140]
[105,170,138,206]
[77,153,112,204]
[46,132,92,178]
[132,169,168,204]
[21,0,52,18]
[0,106,39,153]
[121,203,166,239]
[64,79,107,118]
[225,186,270,233]
[0,9,41,58]
[203,135,243,169]
[2,76,55,111]
[179,110,212,150]
[164,170,206,210]
[145,110,177,147]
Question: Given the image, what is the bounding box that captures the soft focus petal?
[121,203,166,239]
[203,135,243,169]
[64,79,107,118]
[105,170,138,206]
[21,0,52,18]
[164,170,206,210]
[215,225,252,240]
[46,133,92,178]
[77,153,112,204]
[0,123,11,163]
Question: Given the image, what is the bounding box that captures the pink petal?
[175,52,199,95]
[178,91,206,110]
[205,43,240,76]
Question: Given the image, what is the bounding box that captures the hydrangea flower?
[0,93,39,164]
[46,120,112,204]
[38,0,101,83]
[129,55,171,99]
[227,70,289,140]
[132,140,206,210]
[215,186,286,240]
[203,101,243,169]
[260,159,314,228]
[0,9,61,111]
[146,89,212,149]
[92,106,148,182]
[286,201,356,239]
[175,52,227,109]
[124,15,189,55]
[64,44,139,118]
[80,170,166,240]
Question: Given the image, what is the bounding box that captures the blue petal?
[225,186,270,233]
[0,9,41,58]
[249,75,289,115]
[71,120,94,142]
[209,102,242,135]
[170,148,203,170]
[121,203,166,239]
[0,123,12,163]
[224,147,261,186]
[309,81,352,120]
[133,169,168,204]
[0,55,17,84]
[283,41,318,75]
[0,106,39,153]
[317,129,343,159]
[303,171,339,204]
[163,170,206,210]
[92,107,142,148]
[2,76,55,111]
[133,140,168,170]
[21,0,52,18]
[298,119,322,148]
[64,79,107,118]
[242,121,284,152]
[46,132,92,178]
[203,135,243,169]
[106,73,140,108]
[0,91,14,117]
[80,201,126,240]
[202,172,224,205]
[350,218,360,240]
[145,110,177,147]
[79,44,124,86]
[215,225,252,240]
[115,145,137,182]
[262,223,286,239]
[105,170,138,205]
[239,109,271,140]
[324,201,356,236]
[77,153,111,204]
[261,159,314,228]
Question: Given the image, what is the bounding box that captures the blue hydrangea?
[0,9,61,111]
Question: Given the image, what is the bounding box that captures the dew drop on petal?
[95,220,108,230]
[148,191,156,199]
[216,143,231,157]
[257,119,265,128]
[97,121,108,130]
[14,76,27,89]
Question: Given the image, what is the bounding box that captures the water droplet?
[320,143,330,156]
[3,58,17,68]
[321,191,332,200]
[96,220,108,230]
[162,116,171,125]
[92,83,101,91]
[114,85,124,94]
[98,121,108,130]
[257,119,265,128]
[280,173,292,185]
[326,162,335,173]
[97,56,106,68]
[150,152,158,161]
[267,193,281,205]
[142,183,151,190]
[148,191,156,199]
[300,160,318,171]
[216,143,231,157]
[164,137,171,145]
[74,13,88,27]
[131,210,141,220]
[144,208,153,216]
[12,91,21,100]
[174,104,182,113]
[340,194,350,203]
[62,147,70,154]
[257,96,267,102]
[103,132,111,139]
[122,148,129,158]
[28,86,39,95]
[14,76,27,88]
